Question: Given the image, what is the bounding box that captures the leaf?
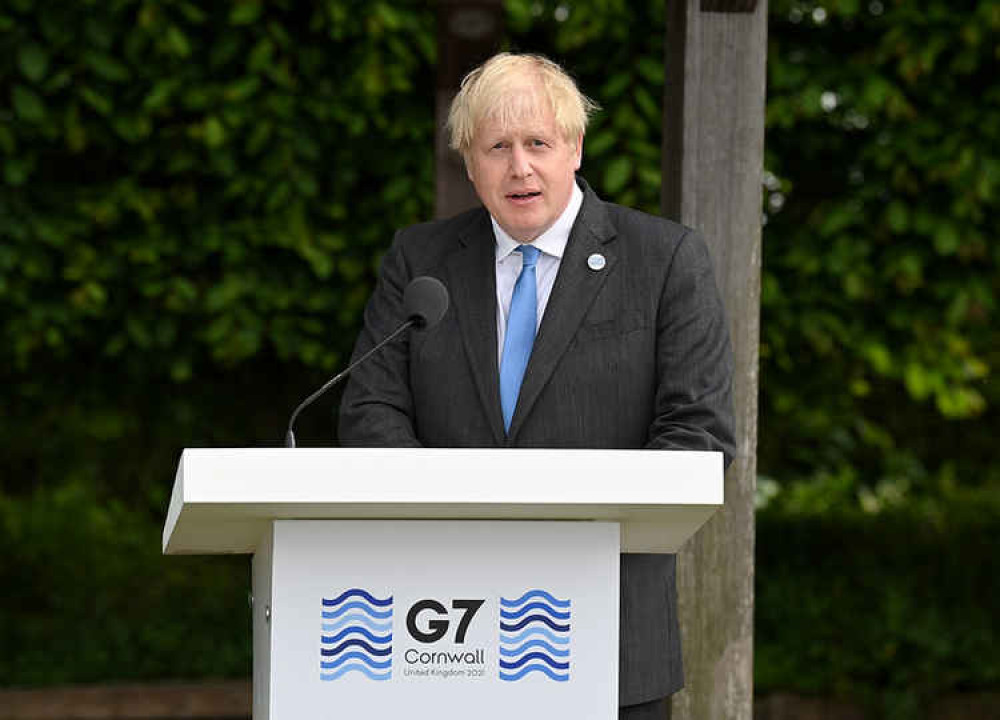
[818,203,861,237]
[604,156,632,195]
[936,386,985,419]
[112,115,152,143]
[245,121,272,155]
[248,38,274,72]
[863,342,893,375]
[903,363,934,401]
[143,80,180,111]
[229,1,262,25]
[170,359,193,382]
[862,75,894,110]
[203,116,226,147]
[886,201,909,233]
[4,157,33,186]
[602,72,631,100]
[12,84,46,122]
[64,106,87,152]
[224,76,260,102]
[18,43,49,82]
[85,51,131,83]
[933,223,959,255]
[634,86,659,123]
[0,125,15,154]
[166,26,192,57]
[79,86,113,116]
[584,129,615,157]
[178,3,208,24]
[636,57,662,85]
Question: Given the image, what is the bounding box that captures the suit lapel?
[446,211,506,445]
[507,181,618,442]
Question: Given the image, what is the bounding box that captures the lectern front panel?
[261,520,619,719]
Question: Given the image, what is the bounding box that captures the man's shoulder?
[384,205,489,276]
[602,200,694,245]
[578,178,694,253]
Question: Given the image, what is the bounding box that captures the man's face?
[465,92,582,244]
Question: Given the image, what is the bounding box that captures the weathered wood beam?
[662,1,767,719]
[434,0,504,219]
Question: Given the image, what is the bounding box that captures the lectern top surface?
[163,448,724,555]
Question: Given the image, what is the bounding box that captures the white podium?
[163,448,723,720]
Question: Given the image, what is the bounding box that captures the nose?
[509,144,533,178]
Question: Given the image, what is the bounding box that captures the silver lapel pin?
[587,253,607,271]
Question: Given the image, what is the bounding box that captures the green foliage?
[0,482,250,683]
[757,494,1000,719]
[0,0,437,488]
[759,0,1000,504]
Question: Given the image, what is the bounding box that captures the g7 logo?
[405,599,485,643]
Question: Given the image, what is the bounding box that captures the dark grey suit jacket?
[339,176,735,706]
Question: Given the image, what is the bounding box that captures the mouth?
[506,191,542,203]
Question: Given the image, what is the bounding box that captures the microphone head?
[403,276,449,330]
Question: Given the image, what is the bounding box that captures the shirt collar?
[493,182,584,262]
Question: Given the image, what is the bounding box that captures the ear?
[573,134,583,171]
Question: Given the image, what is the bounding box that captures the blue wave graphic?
[499,639,570,657]
[322,601,393,620]
[321,651,392,671]
[500,602,572,621]
[320,589,393,681]
[322,613,392,634]
[499,626,570,645]
[500,651,570,671]
[499,664,569,682]
[500,590,571,609]
[323,589,393,608]
[321,627,392,645]
[320,664,392,681]
[500,614,570,633]
[499,590,571,683]
[321,637,392,657]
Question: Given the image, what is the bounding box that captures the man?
[339,53,735,719]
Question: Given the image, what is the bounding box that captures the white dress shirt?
[493,183,584,362]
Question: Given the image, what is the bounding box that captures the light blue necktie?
[500,245,541,433]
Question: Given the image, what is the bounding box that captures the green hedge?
[1,1,438,489]
[0,484,250,684]
[756,493,1000,720]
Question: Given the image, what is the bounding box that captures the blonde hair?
[447,53,599,156]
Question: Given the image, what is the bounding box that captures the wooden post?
[662,1,766,719]
[434,0,504,219]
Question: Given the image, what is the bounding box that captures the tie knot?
[518,244,541,269]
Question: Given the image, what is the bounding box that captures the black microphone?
[403,275,449,329]
[284,276,449,448]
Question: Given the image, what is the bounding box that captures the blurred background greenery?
[1,1,997,718]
